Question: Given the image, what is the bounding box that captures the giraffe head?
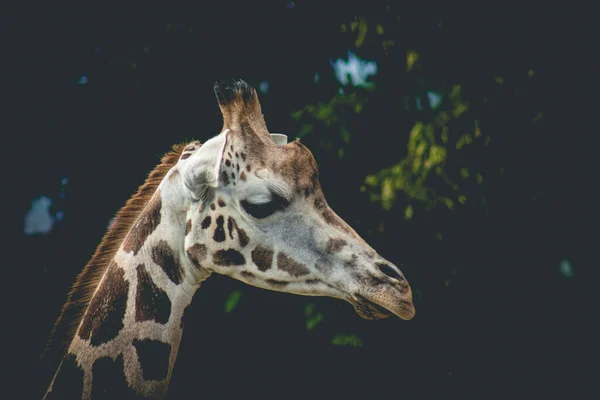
[177,80,414,320]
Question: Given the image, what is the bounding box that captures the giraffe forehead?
[243,142,320,196]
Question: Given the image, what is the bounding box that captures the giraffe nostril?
[376,263,405,282]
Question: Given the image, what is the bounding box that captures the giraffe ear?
[181,130,229,199]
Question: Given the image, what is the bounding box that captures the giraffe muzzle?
[350,278,415,321]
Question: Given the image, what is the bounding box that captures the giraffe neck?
[45,176,210,399]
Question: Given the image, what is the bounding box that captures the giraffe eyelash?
[241,191,289,219]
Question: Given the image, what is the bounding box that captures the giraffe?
[42,79,415,399]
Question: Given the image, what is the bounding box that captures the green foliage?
[304,303,324,331]
[224,290,242,313]
[290,15,527,218]
[362,82,486,213]
[331,334,364,348]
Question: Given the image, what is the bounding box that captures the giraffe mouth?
[350,295,394,320]
[350,294,415,321]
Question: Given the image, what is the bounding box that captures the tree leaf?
[224,290,242,313]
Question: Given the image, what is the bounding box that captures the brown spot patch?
[201,216,211,229]
[240,271,255,279]
[227,216,234,239]
[133,339,171,381]
[225,159,231,167]
[314,196,326,210]
[213,215,226,242]
[228,217,249,247]
[186,244,207,269]
[185,219,192,236]
[180,153,191,160]
[241,152,247,161]
[326,237,347,253]
[235,152,239,158]
[240,171,247,181]
[92,354,139,398]
[246,164,251,172]
[344,254,359,269]
[218,198,226,207]
[151,240,183,284]
[122,191,162,255]
[210,203,216,211]
[251,245,273,271]
[135,264,171,324]
[78,262,128,346]
[266,279,288,287]
[277,252,310,277]
[221,170,230,186]
[213,249,245,266]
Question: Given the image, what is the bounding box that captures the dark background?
[3,5,592,399]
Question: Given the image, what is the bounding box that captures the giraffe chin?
[350,295,416,321]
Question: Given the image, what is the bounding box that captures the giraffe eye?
[241,191,289,219]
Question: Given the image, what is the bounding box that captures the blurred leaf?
[316,104,333,120]
[559,259,574,278]
[382,40,395,50]
[407,50,419,71]
[404,205,414,220]
[340,126,351,143]
[305,303,315,317]
[441,197,455,210]
[353,18,368,48]
[331,334,364,347]
[297,124,313,138]
[428,145,447,166]
[306,312,324,331]
[291,109,304,121]
[225,290,242,313]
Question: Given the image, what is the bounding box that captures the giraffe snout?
[348,260,415,321]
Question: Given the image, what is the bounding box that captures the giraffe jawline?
[350,295,393,320]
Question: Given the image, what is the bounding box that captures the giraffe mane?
[40,142,187,373]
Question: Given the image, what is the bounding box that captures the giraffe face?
[180,80,414,321]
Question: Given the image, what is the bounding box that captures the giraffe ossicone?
[43,79,415,400]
